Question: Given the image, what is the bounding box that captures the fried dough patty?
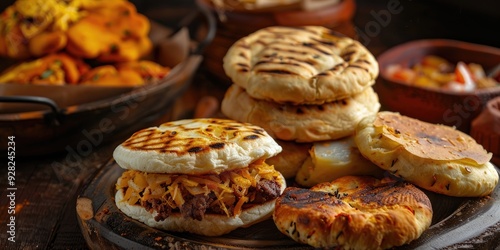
[355,111,499,197]
[273,176,433,249]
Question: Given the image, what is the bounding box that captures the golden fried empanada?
[79,65,144,87]
[66,1,152,63]
[80,60,169,86]
[116,60,170,80]
[0,53,89,85]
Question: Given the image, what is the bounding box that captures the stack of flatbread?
[221,26,383,184]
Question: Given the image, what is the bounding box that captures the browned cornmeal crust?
[221,84,380,142]
[273,176,433,250]
[355,111,499,197]
[223,26,378,105]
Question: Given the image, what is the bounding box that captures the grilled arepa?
[273,176,433,250]
[355,111,499,197]
[223,26,378,104]
[113,118,282,174]
[114,118,287,236]
[221,84,380,142]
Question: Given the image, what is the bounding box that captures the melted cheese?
[116,160,281,217]
[295,136,384,187]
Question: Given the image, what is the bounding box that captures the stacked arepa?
[221,26,383,185]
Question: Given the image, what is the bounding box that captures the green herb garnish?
[40,69,53,79]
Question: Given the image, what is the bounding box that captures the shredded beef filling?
[138,178,281,221]
[142,198,172,222]
[249,179,281,203]
[180,192,216,221]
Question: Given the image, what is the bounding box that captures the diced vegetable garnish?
[386,55,499,92]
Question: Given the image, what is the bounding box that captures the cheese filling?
[116,160,282,221]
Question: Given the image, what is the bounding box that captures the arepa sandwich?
[113,118,286,236]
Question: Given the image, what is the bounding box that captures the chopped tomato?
[455,61,475,89]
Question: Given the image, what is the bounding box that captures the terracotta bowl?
[471,96,500,165]
[375,39,500,132]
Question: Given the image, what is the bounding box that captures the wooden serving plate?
[77,160,500,249]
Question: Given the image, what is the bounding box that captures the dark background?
[1,0,498,54]
[129,0,500,50]
[352,0,500,53]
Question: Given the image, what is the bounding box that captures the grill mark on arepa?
[236,63,250,68]
[295,108,304,115]
[244,135,259,140]
[238,52,248,60]
[346,43,357,49]
[279,187,345,209]
[236,44,250,49]
[262,52,278,59]
[348,65,370,72]
[188,146,204,153]
[209,142,225,149]
[236,63,250,73]
[268,46,308,56]
[301,42,331,56]
[123,128,171,147]
[254,40,268,47]
[341,50,356,61]
[257,69,298,75]
[348,181,432,208]
[256,57,318,68]
[119,120,271,155]
[243,134,259,140]
[357,59,372,64]
[118,136,175,151]
[310,37,336,46]
[318,62,348,76]
[255,60,302,67]
[223,126,238,131]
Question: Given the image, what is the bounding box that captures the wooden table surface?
[1,0,499,249]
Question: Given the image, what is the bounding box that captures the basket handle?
[0,96,63,125]
[167,2,216,55]
[194,2,216,55]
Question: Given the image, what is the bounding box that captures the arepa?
[273,176,433,249]
[113,118,282,174]
[355,111,499,197]
[221,84,380,142]
[223,26,378,105]
[113,118,287,236]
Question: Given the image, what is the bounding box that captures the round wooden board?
[77,160,500,249]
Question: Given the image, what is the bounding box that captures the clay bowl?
[488,96,500,128]
[375,39,500,132]
[470,96,500,165]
